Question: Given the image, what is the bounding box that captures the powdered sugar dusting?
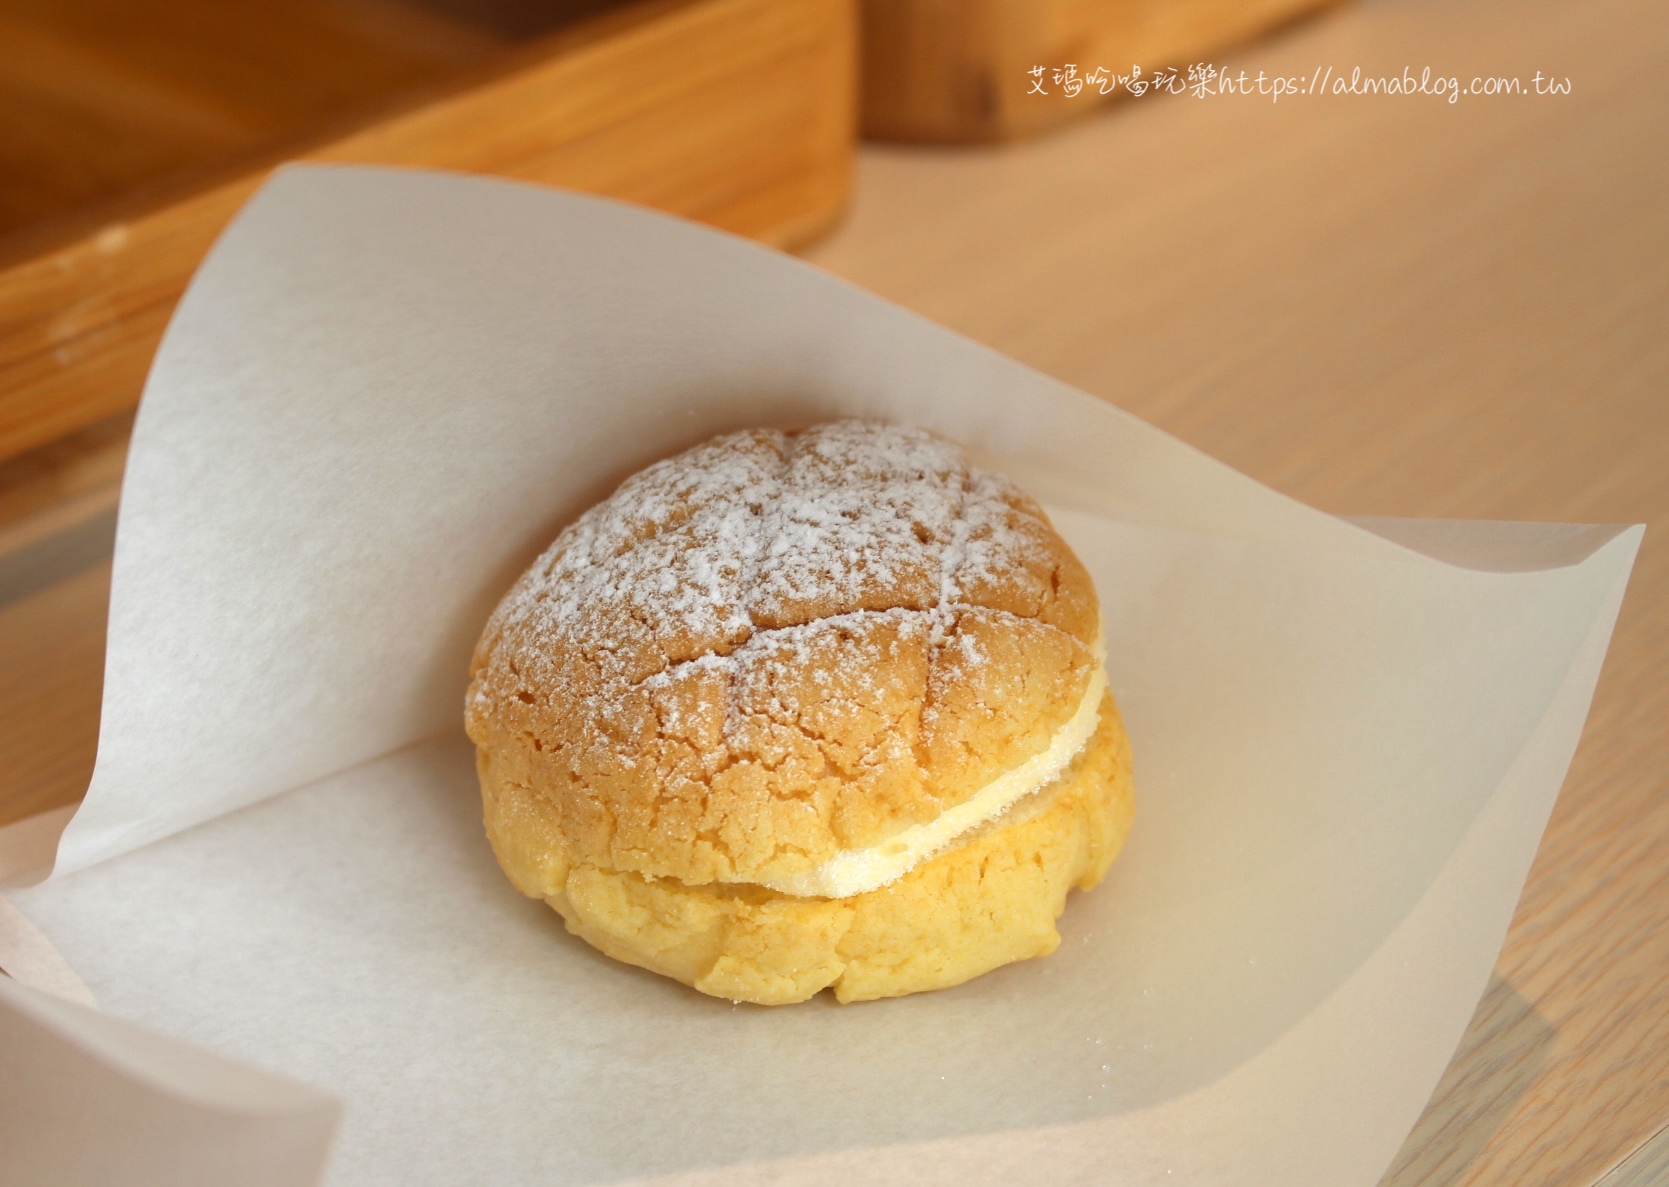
[484,421,1051,695]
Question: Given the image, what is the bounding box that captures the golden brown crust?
[487,694,1133,1005]
[466,422,1101,886]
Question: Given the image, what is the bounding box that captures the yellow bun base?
[482,694,1134,1005]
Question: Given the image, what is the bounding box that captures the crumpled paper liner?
[0,165,1641,1186]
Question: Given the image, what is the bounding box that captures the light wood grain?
[860,0,1340,142]
[0,0,855,464]
[809,1,1669,1182]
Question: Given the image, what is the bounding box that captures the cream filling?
[757,646,1108,899]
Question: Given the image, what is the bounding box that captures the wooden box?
[861,0,1339,142]
[0,0,857,466]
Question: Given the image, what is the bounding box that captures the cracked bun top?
[465,420,1101,888]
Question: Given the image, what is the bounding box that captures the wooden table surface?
[1,0,1664,1183]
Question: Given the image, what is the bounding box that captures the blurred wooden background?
[0,0,609,245]
[860,0,1341,141]
[0,0,856,470]
[0,0,1351,472]
[0,0,1340,255]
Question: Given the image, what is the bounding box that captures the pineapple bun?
[465,420,1133,1004]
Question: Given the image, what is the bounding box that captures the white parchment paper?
[0,166,1642,1186]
